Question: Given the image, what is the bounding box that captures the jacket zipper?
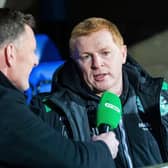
[119,119,133,168]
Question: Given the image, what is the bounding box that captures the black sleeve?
[1,92,116,168]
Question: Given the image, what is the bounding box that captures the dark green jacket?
[31,56,168,168]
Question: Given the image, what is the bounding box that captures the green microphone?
[97,91,122,133]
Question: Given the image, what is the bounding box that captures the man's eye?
[102,51,110,56]
[80,55,91,61]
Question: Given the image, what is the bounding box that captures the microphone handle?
[98,124,111,134]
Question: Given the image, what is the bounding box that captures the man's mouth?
[94,73,107,81]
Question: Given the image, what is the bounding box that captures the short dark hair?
[0,8,35,47]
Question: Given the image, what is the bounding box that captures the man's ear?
[121,45,127,64]
[4,43,16,67]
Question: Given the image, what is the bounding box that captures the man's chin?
[23,84,30,92]
[93,87,107,96]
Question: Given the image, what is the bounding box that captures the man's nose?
[91,54,104,68]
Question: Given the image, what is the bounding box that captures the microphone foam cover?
[97,91,122,129]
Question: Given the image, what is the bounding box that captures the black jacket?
[0,71,115,168]
[31,56,168,168]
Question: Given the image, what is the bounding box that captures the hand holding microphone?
[92,131,119,159]
[93,91,122,159]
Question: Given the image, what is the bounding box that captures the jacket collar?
[0,71,15,88]
[0,71,23,93]
[52,58,96,99]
